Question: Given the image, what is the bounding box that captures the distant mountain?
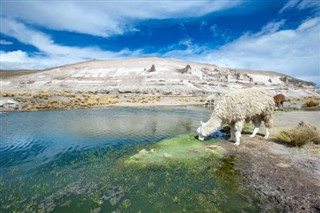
[1,57,318,97]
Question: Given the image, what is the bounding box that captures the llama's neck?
[203,115,223,134]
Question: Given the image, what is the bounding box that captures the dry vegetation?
[276,121,320,147]
[304,98,320,107]
[1,91,168,111]
[1,91,121,111]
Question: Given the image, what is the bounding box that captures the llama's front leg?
[250,117,261,138]
[234,120,245,146]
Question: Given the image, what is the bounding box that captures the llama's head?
[197,120,220,141]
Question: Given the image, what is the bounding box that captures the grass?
[124,134,224,166]
[276,121,320,147]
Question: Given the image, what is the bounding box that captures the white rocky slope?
[1,57,318,97]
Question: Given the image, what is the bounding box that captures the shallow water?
[0,107,263,212]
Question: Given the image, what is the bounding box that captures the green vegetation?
[0,141,264,213]
[276,121,320,147]
[125,134,224,166]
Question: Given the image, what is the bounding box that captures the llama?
[197,89,274,146]
[273,94,286,110]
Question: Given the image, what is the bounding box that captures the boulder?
[0,98,21,111]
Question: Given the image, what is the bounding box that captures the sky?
[0,0,319,85]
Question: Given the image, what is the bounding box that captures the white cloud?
[279,0,300,13]
[1,1,243,37]
[280,0,320,13]
[0,50,28,63]
[258,19,286,35]
[0,39,13,45]
[0,18,143,69]
[0,48,143,70]
[162,18,320,84]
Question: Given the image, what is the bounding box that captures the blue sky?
[0,0,319,85]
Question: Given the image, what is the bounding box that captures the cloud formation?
[164,18,320,84]
[0,39,13,45]
[0,17,142,69]
[280,0,320,13]
[2,1,242,37]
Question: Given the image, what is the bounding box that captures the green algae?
[0,142,267,213]
[125,134,225,166]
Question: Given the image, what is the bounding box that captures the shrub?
[276,121,320,147]
[304,98,319,107]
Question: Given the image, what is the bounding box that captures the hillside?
[1,57,318,97]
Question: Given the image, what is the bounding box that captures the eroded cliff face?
[1,57,318,97]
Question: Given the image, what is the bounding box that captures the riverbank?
[219,111,320,212]
[1,90,320,113]
[0,91,206,112]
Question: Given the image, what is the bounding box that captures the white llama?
[197,89,274,146]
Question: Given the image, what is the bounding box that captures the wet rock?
[100,186,124,206]
[163,153,172,159]
[91,207,101,213]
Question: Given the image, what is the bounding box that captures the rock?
[178,65,192,74]
[139,149,148,154]
[0,98,21,111]
[163,153,172,159]
[147,64,156,72]
[100,186,124,206]
[276,163,290,168]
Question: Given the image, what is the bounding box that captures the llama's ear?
[200,121,204,126]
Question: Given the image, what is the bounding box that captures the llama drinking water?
[197,89,274,146]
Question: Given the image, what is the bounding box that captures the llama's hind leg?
[229,123,235,142]
[234,120,245,146]
[264,114,273,139]
[250,117,261,138]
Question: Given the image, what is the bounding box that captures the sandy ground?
[220,111,320,212]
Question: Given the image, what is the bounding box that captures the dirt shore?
[0,91,206,112]
[220,111,320,212]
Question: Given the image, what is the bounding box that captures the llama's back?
[214,89,274,122]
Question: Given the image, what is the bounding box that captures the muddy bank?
[220,111,320,212]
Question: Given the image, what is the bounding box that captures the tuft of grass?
[276,121,320,147]
[304,98,319,107]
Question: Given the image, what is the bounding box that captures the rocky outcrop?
[0,98,21,111]
[177,65,191,74]
[147,64,156,72]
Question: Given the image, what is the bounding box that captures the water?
[0,107,263,212]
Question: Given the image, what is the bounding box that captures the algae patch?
[125,134,224,166]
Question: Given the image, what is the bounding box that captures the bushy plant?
[304,98,319,107]
[276,121,320,147]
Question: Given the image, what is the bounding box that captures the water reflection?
[0,107,210,170]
